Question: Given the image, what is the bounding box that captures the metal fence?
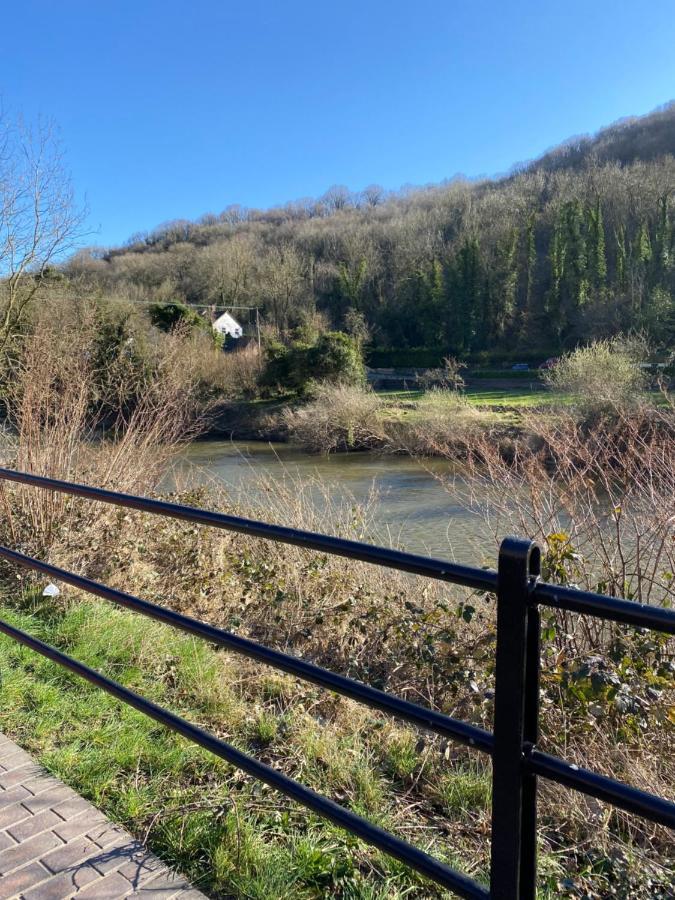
[0,467,672,899]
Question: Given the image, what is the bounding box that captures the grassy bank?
[0,564,493,899]
[207,385,546,451]
[0,474,672,898]
[0,324,672,898]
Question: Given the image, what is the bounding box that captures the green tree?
[149,301,205,333]
[655,193,672,277]
[495,228,519,338]
[261,331,364,395]
[445,237,482,351]
[615,225,628,292]
[587,198,607,292]
[338,258,368,310]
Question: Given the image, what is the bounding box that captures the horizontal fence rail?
[0,467,672,899]
[0,468,498,591]
[0,544,493,753]
[0,616,488,900]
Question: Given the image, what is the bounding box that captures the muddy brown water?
[166,440,499,564]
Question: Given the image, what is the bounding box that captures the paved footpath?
[0,734,206,899]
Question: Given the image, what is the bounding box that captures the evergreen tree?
[655,193,672,277]
[547,214,567,340]
[445,237,482,351]
[338,258,368,310]
[495,228,519,339]
[615,225,627,293]
[564,199,588,308]
[635,221,652,266]
[587,198,607,292]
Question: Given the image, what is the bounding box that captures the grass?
[0,588,493,899]
[0,487,672,899]
[1,567,671,897]
[378,386,565,411]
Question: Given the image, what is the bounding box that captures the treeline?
[66,104,675,357]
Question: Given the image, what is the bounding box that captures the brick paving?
[0,735,206,899]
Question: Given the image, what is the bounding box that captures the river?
[169,440,497,562]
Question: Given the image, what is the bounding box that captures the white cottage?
[212,311,243,339]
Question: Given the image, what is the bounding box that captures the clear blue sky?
[4,0,675,247]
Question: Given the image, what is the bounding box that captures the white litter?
[42,583,61,598]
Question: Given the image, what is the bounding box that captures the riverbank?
[0,325,672,899]
[203,385,545,452]
[0,470,672,899]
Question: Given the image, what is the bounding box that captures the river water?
[170,440,497,563]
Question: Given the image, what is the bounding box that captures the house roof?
[213,311,242,329]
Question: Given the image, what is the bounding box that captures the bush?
[307,332,365,387]
[282,382,383,452]
[415,356,465,391]
[261,331,365,396]
[148,301,205,332]
[543,335,650,416]
[398,389,492,455]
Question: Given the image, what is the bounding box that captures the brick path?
[0,734,206,899]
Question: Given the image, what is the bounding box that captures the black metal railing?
[0,467,672,899]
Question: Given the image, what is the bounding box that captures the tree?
[0,113,86,351]
[261,331,364,395]
[361,184,386,207]
[259,244,309,329]
[148,301,210,336]
[308,331,365,387]
[337,257,368,310]
[587,198,607,292]
[321,185,352,212]
[194,235,255,305]
[543,335,650,416]
[445,237,482,351]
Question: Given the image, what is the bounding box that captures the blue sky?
[4,0,675,247]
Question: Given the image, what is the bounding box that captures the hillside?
[67,103,675,360]
[520,101,675,173]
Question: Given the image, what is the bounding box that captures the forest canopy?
[65,102,675,360]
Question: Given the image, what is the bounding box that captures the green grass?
[0,584,666,898]
[0,589,491,899]
[378,386,559,408]
[375,386,565,429]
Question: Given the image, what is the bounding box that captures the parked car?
[511,363,530,371]
[539,357,559,370]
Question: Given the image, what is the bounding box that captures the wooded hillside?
[66,103,675,359]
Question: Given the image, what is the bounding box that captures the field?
[379,385,561,410]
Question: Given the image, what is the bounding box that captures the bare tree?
[194,235,255,306]
[0,113,86,351]
[361,184,386,207]
[258,243,310,329]
[321,185,352,212]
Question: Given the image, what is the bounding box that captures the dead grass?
[0,315,206,554]
[282,382,386,453]
[0,323,671,897]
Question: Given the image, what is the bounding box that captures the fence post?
[489,537,540,899]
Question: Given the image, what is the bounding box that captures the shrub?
[282,383,383,452]
[261,331,365,396]
[415,356,465,391]
[543,335,650,415]
[306,332,365,388]
[397,389,492,455]
[259,339,312,394]
[148,301,205,333]
[0,315,207,552]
